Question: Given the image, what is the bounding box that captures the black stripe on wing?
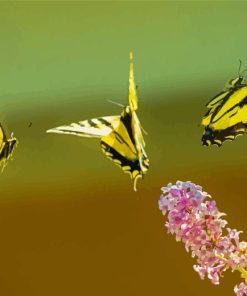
[121,109,136,146]
[78,117,116,130]
[97,118,115,128]
[0,139,17,159]
[211,95,247,124]
[206,90,230,108]
[210,90,235,123]
[202,122,247,146]
[87,119,98,128]
[0,137,17,171]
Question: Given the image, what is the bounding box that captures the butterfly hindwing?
[202,122,247,147]
[100,108,148,191]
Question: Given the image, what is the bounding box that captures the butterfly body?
[202,74,247,146]
[47,52,149,190]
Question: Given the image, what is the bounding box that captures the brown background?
[0,1,246,296]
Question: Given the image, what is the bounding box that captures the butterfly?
[47,52,149,191]
[201,60,247,146]
[0,123,17,171]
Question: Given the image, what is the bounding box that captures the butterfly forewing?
[211,87,247,123]
[206,91,230,108]
[47,116,120,138]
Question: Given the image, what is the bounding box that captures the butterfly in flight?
[0,123,17,171]
[47,52,149,191]
[201,60,247,146]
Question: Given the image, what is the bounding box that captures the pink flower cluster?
[159,181,247,295]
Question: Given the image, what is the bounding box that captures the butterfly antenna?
[107,99,125,108]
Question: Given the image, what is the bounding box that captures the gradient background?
[0,1,246,295]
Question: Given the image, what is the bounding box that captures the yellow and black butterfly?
[0,123,17,171]
[201,61,247,146]
[47,52,149,191]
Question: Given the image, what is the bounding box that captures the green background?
[0,1,246,296]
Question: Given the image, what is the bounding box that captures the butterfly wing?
[0,125,17,171]
[206,90,230,108]
[46,116,121,138]
[0,123,7,148]
[128,52,149,176]
[128,51,138,112]
[101,51,148,190]
[202,85,247,146]
[100,108,149,191]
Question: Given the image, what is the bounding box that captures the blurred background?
[0,1,246,295]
